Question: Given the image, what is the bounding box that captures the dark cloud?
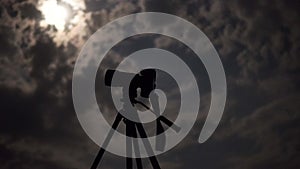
[18,3,42,20]
[218,95,300,169]
[0,0,299,169]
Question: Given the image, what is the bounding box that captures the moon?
[40,0,70,30]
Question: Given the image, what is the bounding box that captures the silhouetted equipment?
[91,69,179,169]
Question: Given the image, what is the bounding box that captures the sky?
[0,0,299,169]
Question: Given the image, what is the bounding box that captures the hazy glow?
[40,0,69,30]
[38,0,87,45]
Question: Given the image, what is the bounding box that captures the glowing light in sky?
[38,0,87,45]
[40,0,69,30]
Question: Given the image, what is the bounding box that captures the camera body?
[104,69,156,104]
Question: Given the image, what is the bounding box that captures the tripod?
[90,101,180,169]
[91,69,181,169]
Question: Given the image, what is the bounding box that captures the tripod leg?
[130,123,143,169]
[136,158,143,169]
[158,116,181,132]
[91,148,105,169]
[148,157,161,169]
[136,101,181,133]
[126,158,133,169]
[90,113,123,169]
[126,120,134,169]
[135,123,161,169]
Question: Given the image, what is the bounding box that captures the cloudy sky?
[0,0,299,169]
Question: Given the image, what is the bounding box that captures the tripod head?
[104,69,156,105]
